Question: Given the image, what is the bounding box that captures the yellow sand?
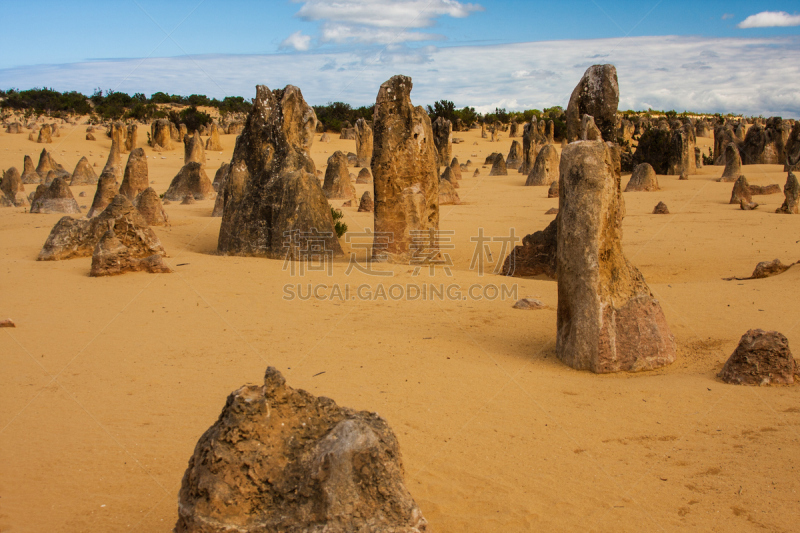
[1,121,799,532]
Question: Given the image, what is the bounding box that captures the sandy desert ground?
[1,120,799,532]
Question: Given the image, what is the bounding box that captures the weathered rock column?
[371,75,439,263]
[556,141,676,373]
[354,118,373,167]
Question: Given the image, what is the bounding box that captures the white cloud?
[287,0,483,48]
[738,11,800,28]
[2,36,798,118]
[721,13,734,21]
[280,31,312,51]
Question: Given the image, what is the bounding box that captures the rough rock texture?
[548,180,559,198]
[184,131,206,165]
[30,178,80,214]
[124,124,138,152]
[565,65,619,142]
[1,167,28,207]
[449,157,462,180]
[432,117,452,168]
[70,156,98,186]
[719,143,742,182]
[501,218,557,279]
[218,85,342,259]
[6,122,22,134]
[633,127,693,176]
[212,163,230,192]
[164,162,214,201]
[134,187,169,226]
[108,122,125,150]
[39,194,165,261]
[90,225,171,277]
[718,330,797,386]
[319,133,331,143]
[339,127,356,140]
[556,141,676,373]
[525,144,559,186]
[751,259,792,279]
[355,167,372,184]
[741,118,789,165]
[438,178,460,206]
[118,148,149,201]
[520,120,542,174]
[37,124,53,144]
[322,151,356,200]
[205,123,224,151]
[151,119,174,151]
[513,298,547,310]
[485,153,503,165]
[358,191,374,212]
[580,114,603,141]
[505,140,523,170]
[625,163,659,192]
[546,120,555,144]
[36,149,71,182]
[354,118,373,167]
[749,184,780,195]
[776,172,799,214]
[371,76,438,263]
[785,121,800,172]
[653,201,669,214]
[695,146,703,169]
[86,132,96,141]
[175,367,427,533]
[440,166,459,189]
[21,155,40,184]
[102,141,124,183]
[713,124,738,166]
[730,175,752,205]
[489,157,508,176]
[87,171,119,217]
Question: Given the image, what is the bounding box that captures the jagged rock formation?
[440,166,459,188]
[102,141,124,182]
[566,65,619,142]
[501,218,557,278]
[36,149,70,182]
[339,126,356,140]
[740,118,790,165]
[449,157,462,181]
[556,141,676,373]
[205,123,224,151]
[164,162,214,201]
[432,117,452,168]
[719,143,742,182]
[580,114,603,141]
[525,144,559,186]
[319,132,331,143]
[546,120,555,144]
[749,183,781,195]
[90,225,171,277]
[371,75,438,263]
[151,119,174,151]
[1,167,28,207]
[30,177,80,214]
[69,156,98,186]
[506,140,523,170]
[714,123,738,165]
[548,180,559,198]
[358,190,374,212]
[354,118,373,167]
[108,122,126,151]
[39,194,165,261]
[520,120,542,175]
[633,125,694,176]
[729,175,752,205]
[439,178,460,205]
[124,124,138,152]
[21,155,40,184]
[489,157,508,176]
[118,148,149,200]
[653,201,670,214]
[785,121,800,171]
[625,163,659,192]
[719,330,797,385]
[6,122,22,134]
[87,171,119,217]
[175,367,427,533]
[218,85,341,259]
[322,151,356,200]
[776,171,799,214]
[184,131,206,165]
[134,187,168,226]
[212,162,229,192]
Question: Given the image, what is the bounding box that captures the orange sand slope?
[1,122,799,532]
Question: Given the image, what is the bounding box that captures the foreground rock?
[39,195,165,261]
[175,367,427,533]
[525,144,559,186]
[556,141,676,373]
[718,144,742,182]
[164,162,214,201]
[218,85,341,259]
[134,187,169,226]
[90,225,171,277]
[625,163,659,192]
[322,151,356,200]
[776,172,799,214]
[371,75,438,263]
[30,178,80,214]
[69,156,98,186]
[565,65,619,142]
[718,330,797,385]
[501,219,557,278]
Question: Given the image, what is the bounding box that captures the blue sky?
[1,1,799,115]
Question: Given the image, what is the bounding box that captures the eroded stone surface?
[719,329,797,385]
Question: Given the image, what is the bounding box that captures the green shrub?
[330,207,347,237]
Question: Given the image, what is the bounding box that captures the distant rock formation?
[729,175,752,205]
[30,177,80,214]
[37,124,53,144]
[134,187,168,226]
[354,118,373,167]
[506,140,523,170]
[501,219,557,278]
[653,201,670,214]
[164,162,214,202]
[87,170,120,218]
[625,163,659,192]
[205,123,224,151]
[21,155,40,184]
[580,114,602,141]
[90,224,171,277]
[118,148,149,201]
[718,143,743,182]
[212,162,229,192]
[102,140,124,182]
[556,140,676,373]
[776,171,799,214]
[36,149,71,182]
[322,151,356,200]
[525,144,559,186]
[432,117,452,168]
[184,131,206,165]
[358,190,374,212]
[1,167,28,207]
[355,167,372,184]
[489,157,508,176]
[69,156,98,186]
[151,119,174,151]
